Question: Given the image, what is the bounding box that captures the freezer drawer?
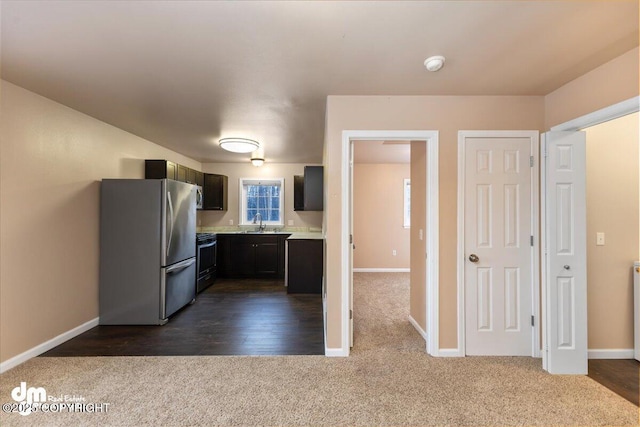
[162,258,197,319]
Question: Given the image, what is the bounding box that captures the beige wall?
[545,47,639,128]
[324,95,545,350]
[584,112,639,350]
[3,44,637,364]
[409,142,427,330]
[353,163,410,269]
[198,163,322,230]
[0,81,202,363]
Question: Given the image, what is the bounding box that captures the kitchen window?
[239,178,284,226]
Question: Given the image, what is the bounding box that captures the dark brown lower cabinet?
[217,234,289,278]
[286,239,323,294]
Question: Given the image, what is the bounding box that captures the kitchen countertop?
[198,226,323,240]
[215,230,293,236]
[212,230,323,240]
[286,232,323,240]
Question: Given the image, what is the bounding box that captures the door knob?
[468,254,479,263]
[563,265,570,270]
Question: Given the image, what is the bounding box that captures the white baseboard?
[353,268,410,273]
[325,347,348,357]
[408,315,428,342]
[437,348,464,357]
[321,290,347,357]
[0,317,99,374]
[588,349,634,359]
[322,290,329,357]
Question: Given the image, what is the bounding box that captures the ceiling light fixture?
[250,147,265,167]
[218,138,260,153]
[424,55,445,72]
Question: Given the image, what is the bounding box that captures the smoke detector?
[424,55,445,72]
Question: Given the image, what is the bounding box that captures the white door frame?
[542,95,639,371]
[457,130,541,357]
[341,130,439,356]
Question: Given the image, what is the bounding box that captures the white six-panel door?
[542,131,587,374]
[463,134,534,356]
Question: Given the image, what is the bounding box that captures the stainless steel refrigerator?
[99,179,197,325]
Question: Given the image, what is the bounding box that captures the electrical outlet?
[288,220,294,226]
[596,232,605,246]
[419,229,423,241]
[392,249,397,256]
[198,219,201,226]
[229,219,234,226]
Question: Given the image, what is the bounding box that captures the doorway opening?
[351,140,412,352]
[341,130,439,356]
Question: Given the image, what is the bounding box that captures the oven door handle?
[198,241,216,249]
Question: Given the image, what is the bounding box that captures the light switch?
[419,229,423,241]
[596,232,605,246]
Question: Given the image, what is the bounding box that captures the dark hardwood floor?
[41,278,324,357]
[588,358,639,406]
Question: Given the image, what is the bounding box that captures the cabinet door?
[186,168,197,184]
[293,175,305,211]
[203,174,228,210]
[195,171,204,187]
[255,240,279,275]
[145,160,177,180]
[229,238,256,277]
[166,162,177,180]
[304,166,323,211]
[216,235,228,277]
[177,164,188,182]
[287,239,323,293]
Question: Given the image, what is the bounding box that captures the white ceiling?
[1,1,638,164]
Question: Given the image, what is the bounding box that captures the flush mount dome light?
[218,138,260,153]
[424,55,445,72]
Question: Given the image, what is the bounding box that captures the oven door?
[196,240,217,292]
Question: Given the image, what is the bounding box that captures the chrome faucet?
[252,212,265,232]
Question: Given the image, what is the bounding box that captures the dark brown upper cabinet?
[293,175,305,211]
[195,171,204,187]
[145,160,177,180]
[293,167,323,211]
[145,159,199,186]
[186,168,198,184]
[177,164,188,183]
[203,173,228,210]
[303,166,323,211]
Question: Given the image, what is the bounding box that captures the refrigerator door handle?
[167,192,174,257]
[166,257,196,274]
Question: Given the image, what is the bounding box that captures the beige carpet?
[1,272,638,426]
